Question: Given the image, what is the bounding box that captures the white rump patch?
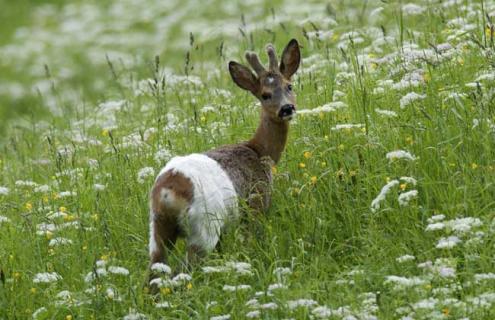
[157,154,238,251]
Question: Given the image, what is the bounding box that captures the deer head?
[228,39,301,122]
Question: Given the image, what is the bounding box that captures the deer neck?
[247,110,289,164]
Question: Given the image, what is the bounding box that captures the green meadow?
[1,0,495,319]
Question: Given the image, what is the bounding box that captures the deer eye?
[287,84,293,92]
[261,93,272,100]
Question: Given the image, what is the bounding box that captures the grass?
[1,0,495,319]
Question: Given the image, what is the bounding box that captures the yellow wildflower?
[310,176,317,185]
[299,162,306,169]
[161,287,172,295]
[101,129,109,137]
[303,151,312,159]
[186,282,193,290]
[25,202,33,211]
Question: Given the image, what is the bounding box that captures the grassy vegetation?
[1,0,495,319]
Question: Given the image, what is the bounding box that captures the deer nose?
[279,104,296,119]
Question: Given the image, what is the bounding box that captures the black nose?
[279,104,296,118]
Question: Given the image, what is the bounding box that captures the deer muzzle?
[278,104,296,120]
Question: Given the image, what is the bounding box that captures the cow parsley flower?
[396,255,416,263]
[386,150,416,161]
[49,237,73,247]
[0,215,11,225]
[210,314,230,320]
[371,179,399,212]
[151,263,171,274]
[400,92,426,108]
[402,3,426,16]
[398,190,418,206]
[33,272,62,283]
[288,299,318,310]
[222,284,251,292]
[108,266,129,276]
[436,236,461,249]
[246,310,260,318]
[0,186,10,195]
[137,167,155,184]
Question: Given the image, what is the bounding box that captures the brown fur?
[149,170,193,265]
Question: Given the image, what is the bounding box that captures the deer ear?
[279,39,301,79]
[228,61,259,94]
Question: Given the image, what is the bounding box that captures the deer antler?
[245,52,265,76]
[266,44,279,72]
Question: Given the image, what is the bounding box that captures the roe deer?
[148,39,301,286]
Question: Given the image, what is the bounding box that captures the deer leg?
[148,213,178,294]
[185,244,205,271]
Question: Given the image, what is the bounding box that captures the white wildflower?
[331,123,364,131]
[108,266,129,276]
[96,260,107,268]
[122,310,147,320]
[151,263,171,274]
[375,108,398,117]
[436,236,461,249]
[267,283,287,291]
[33,272,62,283]
[386,150,416,161]
[426,222,445,231]
[261,302,278,310]
[172,273,191,282]
[34,185,50,193]
[398,190,418,206]
[93,184,106,191]
[400,176,417,185]
[402,3,426,15]
[155,301,171,308]
[396,255,416,263]
[371,179,399,212]
[222,284,251,292]
[474,273,495,282]
[298,102,347,115]
[246,310,260,318]
[245,298,259,308]
[154,148,172,164]
[223,261,252,275]
[210,315,230,320]
[0,215,11,224]
[428,214,445,223]
[273,267,292,277]
[413,298,437,310]
[0,186,10,195]
[15,180,38,188]
[137,167,155,184]
[59,191,77,198]
[436,266,456,278]
[49,237,73,247]
[202,266,229,274]
[312,306,333,318]
[288,299,318,310]
[32,307,48,319]
[400,92,426,108]
[385,275,427,288]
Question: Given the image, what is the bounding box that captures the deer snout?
[278,104,296,120]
